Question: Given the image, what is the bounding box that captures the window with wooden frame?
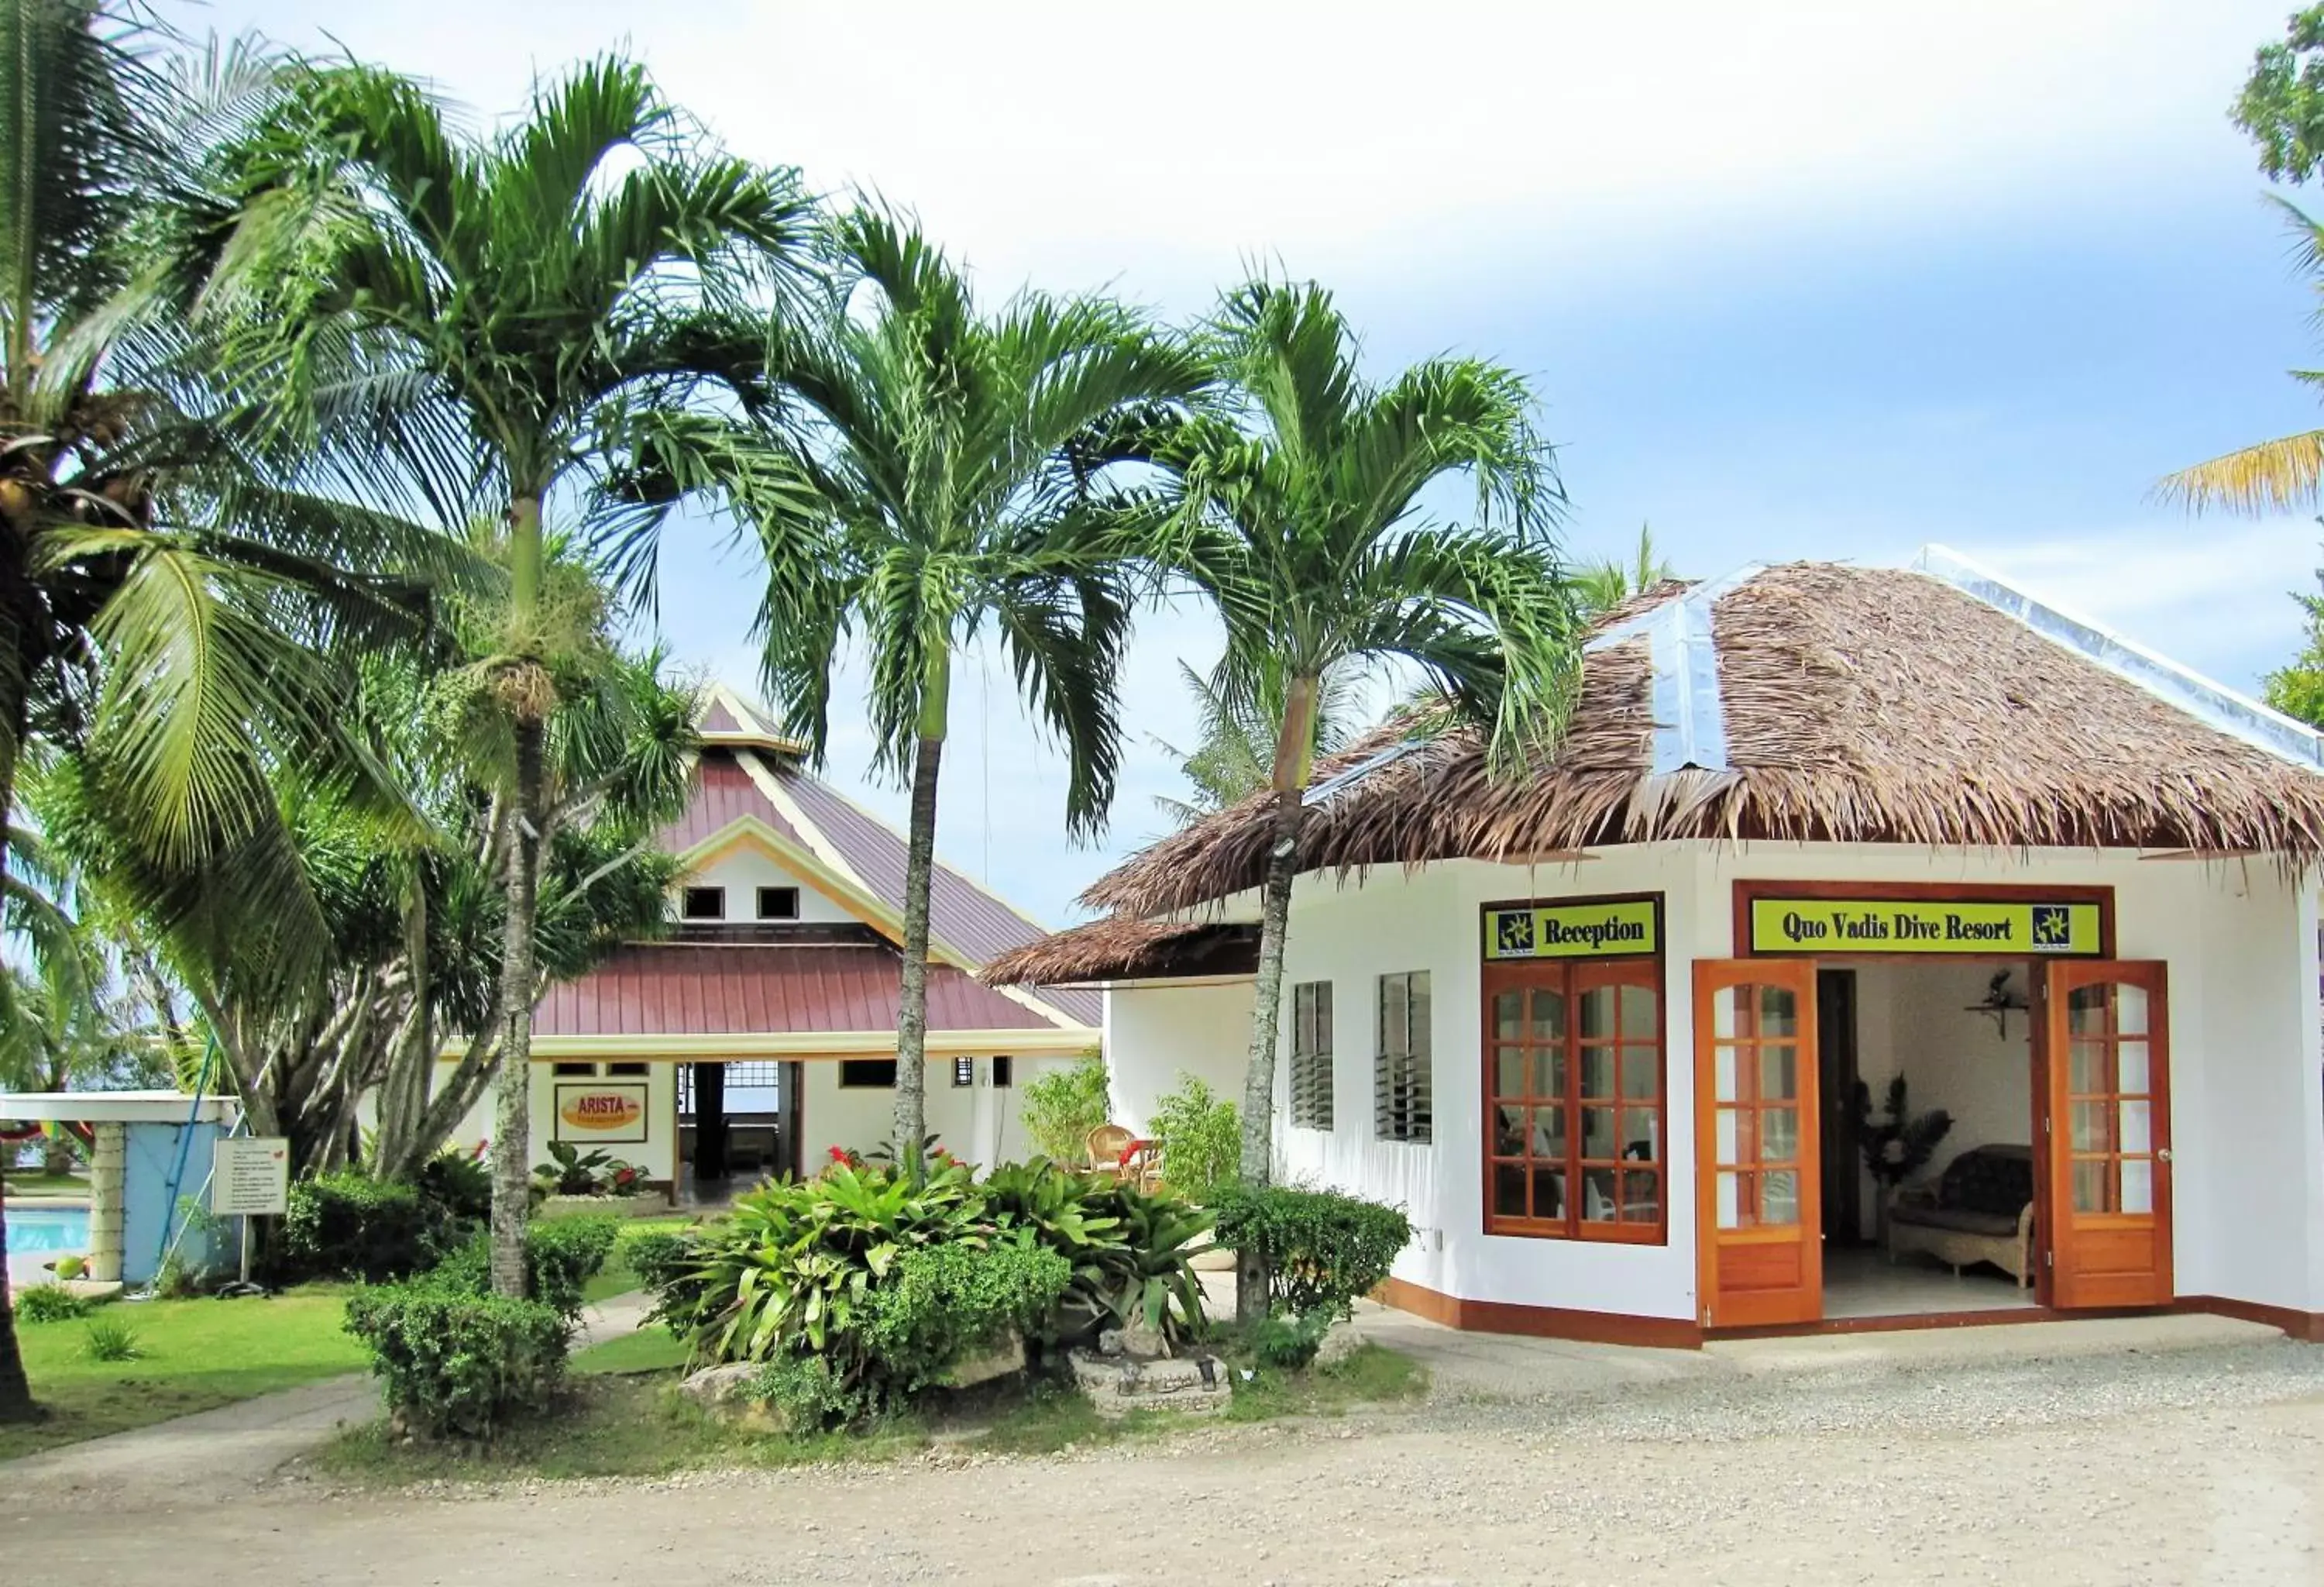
[1483,960,1665,1242]
[1374,972,1431,1143]
[1290,982,1334,1130]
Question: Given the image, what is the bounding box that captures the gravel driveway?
[17,1331,2324,1586]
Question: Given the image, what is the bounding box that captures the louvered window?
[1289,982,1334,1130]
[1375,971,1432,1143]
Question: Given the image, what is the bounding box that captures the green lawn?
[572,1327,688,1375]
[578,1213,710,1304]
[2,1174,93,1201]
[0,1286,367,1461]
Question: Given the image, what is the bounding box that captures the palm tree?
[0,2,453,1423]
[209,57,812,1293]
[1150,658,1361,827]
[1575,523,1674,617]
[754,208,1208,1172]
[1140,279,1583,1320]
[2161,202,2324,512]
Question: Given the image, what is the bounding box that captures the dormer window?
[680,886,725,921]
[757,886,801,921]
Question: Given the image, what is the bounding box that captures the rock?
[1096,1327,1127,1358]
[1121,1315,1170,1359]
[1068,1348,1232,1418]
[1314,1316,1363,1369]
[676,1362,760,1408]
[944,1331,1026,1388]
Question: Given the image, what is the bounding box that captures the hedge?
[1208,1183,1411,1320]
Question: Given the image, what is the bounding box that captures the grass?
[315,1341,1428,1485]
[0,1284,367,1461]
[1,1172,93,1201]
[579,1213,706,1304]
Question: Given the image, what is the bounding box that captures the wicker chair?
[1085,1124,1136,1171]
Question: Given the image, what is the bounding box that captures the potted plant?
[1851,1076,1954,1241]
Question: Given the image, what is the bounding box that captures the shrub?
[1209,1185,1411,1320]
[1247,1309,1332,1370]
[531,1141,642,1197]
[83,1317,141,1361]
[284,1172,451,1282]
[662,1158,1208,1426]
[623,1229,696,1293]
[750,1354,866,1435]
[1146,1074,1241,1203]
[429,1215,618,1321]
[13,1284,91,1324]
[414,1146,493,1224]
[1018,1050,1111,1162]
[343,1281,568,1441]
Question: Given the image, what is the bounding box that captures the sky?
[225,0,2324,925]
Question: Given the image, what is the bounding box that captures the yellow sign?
[1747,898,2102,956]
[1484,898,1660,960]
[555,1083,648,1143]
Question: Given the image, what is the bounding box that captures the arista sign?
[1746,897,2103,957]
[554,1083,648,1143]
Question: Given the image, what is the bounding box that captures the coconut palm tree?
[2161,203,2324,512]
[0,2,457,1422]
[1138,278,1583,1319]
[208,57,813,1293]
[1150,658,1362,827]
[752,208,1208,1172]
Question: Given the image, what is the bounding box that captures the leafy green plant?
[83,1318,142,1362]
[431,1216,619,1322]
[284,1172,454,1282]
[1146,1074,1241,1203]
[1209,1185,1411,1321]
[12,1285,91,1324]
[343,1282,569,1441]
[532,1141,638,1197]
[1018,1051,1112,1162]
[1067,1177,1212,1345]
[415,1145,493,1223]
[1852,1076,1954,1191]
[1246,1309,1332,1370]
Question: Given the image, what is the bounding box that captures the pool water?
[3,1206,91,1257]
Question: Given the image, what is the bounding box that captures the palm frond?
[2156,430,2324,515]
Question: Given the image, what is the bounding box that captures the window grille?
[1374,971,1432,1143]
[1289,982,1334,1130]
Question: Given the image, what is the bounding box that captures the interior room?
[1817,959,2043,1319]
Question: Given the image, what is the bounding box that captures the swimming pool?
[3,1205,91,1258]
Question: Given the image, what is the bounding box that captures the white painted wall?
[1106,840,2324,1325]
[673,846,858,925]
[418,1059,682,1185]
[1102,980,1253,1133]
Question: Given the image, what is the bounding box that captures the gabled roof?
[1067,558,2324,925]
[647,690,1101,1028]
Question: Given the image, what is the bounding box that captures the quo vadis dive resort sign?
[1748,897,2103,956]
[1484,898,1660,960]
[554,1083,648,1143]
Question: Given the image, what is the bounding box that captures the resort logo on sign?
[1746,897,2102,956]
[1483,898,1660,960]
[554,1083,648,1143]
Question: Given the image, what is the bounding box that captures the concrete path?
[0,1289,656,1511]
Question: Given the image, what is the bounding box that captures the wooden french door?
[2044,961,2173,1309]
[1696,959,1822,1327]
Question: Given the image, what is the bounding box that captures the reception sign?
[1747,897,2103,956]
[554,1083,649,1143]
[1483,897,1661,960]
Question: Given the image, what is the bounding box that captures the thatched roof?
[981,917,1260,988]
[1073,562,2324,924]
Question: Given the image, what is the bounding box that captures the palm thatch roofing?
[979,917,1260,989]
[987,563,2324,984]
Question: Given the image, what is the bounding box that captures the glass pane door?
[2044,961,2173,1310]
[1693,959,1822,1328]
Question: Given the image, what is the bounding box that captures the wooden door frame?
[2042,959,2174,1310]
[1694,957,1824,1329]
[1816,968,1862,1247]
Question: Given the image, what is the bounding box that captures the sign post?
[211,1137,290,1296]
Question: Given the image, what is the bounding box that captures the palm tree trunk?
[1234,674,1318,1324]
[892,649,950,1182]
[0,678,41,1422]
[487,713,545,1296]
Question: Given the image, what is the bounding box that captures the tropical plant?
[81,1316,141,1362]
[1852,1076,1954,1194]
[11,1285,91,1325]
[1145,1073,1241,1203]
[2234,5,2324,186]
[751,208,1208,1177]
[1208,1183,1411,1323]
[1016,1049,1112,1162]
[530,1141,638,1197]
[2264,544,2324,728]
[1133,277,1581,1318]
[1574,523,1674,618]
[211,54,812,1295]
[1150,659,1362,825]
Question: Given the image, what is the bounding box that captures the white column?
[87,1122,126,1284]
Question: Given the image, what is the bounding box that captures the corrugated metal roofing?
[535,944,1057,1038]
[657,751,806,852]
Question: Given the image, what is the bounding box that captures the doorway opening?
[676,1059,802,1206]
[1817,959,2040,1320]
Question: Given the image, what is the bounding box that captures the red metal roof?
[534,943,1059,1038]
[657,751,806,852]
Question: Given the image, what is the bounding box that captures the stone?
[944,1331,1026,1388]
[1314,1315,1363,1369]
[1067,1348,1232,1418]
[1120,1315,1170,1359]
[676,1362,760,1408]
[1096,1327,1127,1358]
